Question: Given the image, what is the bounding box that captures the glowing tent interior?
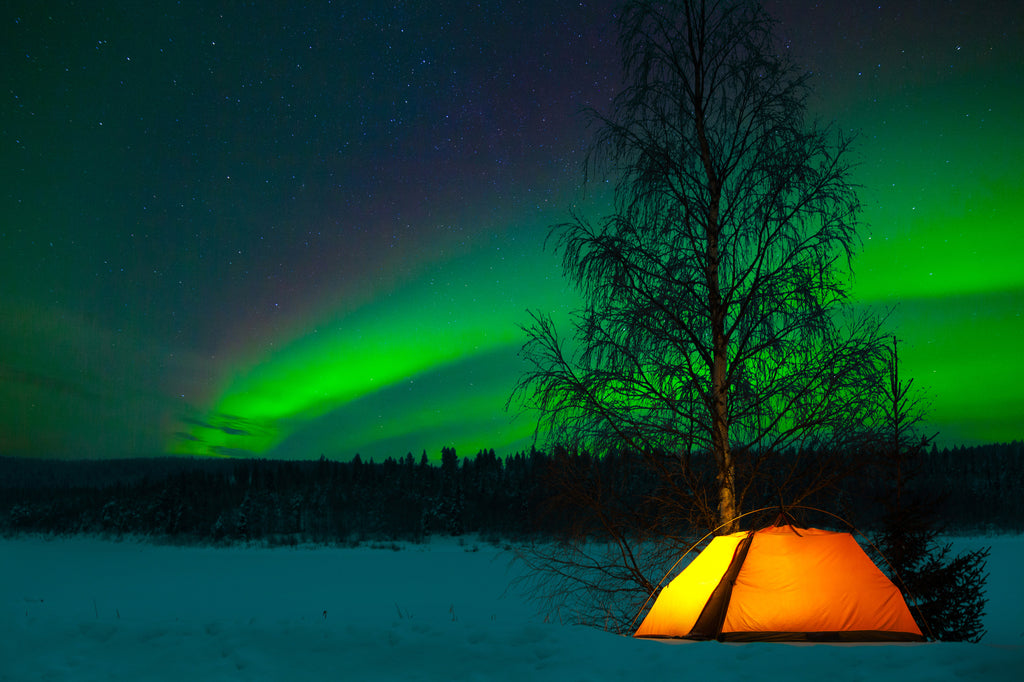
[634,524,925,642]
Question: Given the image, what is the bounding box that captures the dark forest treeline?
[1,442,1022,544]
[0,448,561,543]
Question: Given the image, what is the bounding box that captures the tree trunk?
[694,60,739,532]
[712,348,738,532]
[709,267,738,532]
[705,175,738,533]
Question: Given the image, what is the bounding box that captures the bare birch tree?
[515,0,887,537]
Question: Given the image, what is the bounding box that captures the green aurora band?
[170,220,574,460]
[173,135,1023,460]
[4,1,1020,462]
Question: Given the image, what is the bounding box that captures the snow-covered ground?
[2,534,1021,681]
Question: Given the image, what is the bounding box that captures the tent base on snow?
[634,524,924,642]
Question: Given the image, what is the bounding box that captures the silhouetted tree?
[513,0,891,633]
[869,337,989,642]
[515,0,886,538]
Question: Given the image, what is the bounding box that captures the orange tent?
[634,524,924,642]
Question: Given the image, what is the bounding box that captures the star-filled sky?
[3,1,1021,461]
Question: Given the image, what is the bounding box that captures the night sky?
[3,1,1021,461]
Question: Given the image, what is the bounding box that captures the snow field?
[2,535,1021,681]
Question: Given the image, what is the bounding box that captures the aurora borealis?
[3,1,1021,461]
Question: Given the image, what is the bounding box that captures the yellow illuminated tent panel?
[634,524,924,642]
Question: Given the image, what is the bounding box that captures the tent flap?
[689,531,753,639]
[633,533,746,639]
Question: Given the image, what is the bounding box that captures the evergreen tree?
[870,337,989,642]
